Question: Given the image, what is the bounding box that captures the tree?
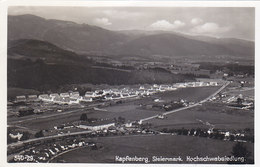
[80,113,88,121]
[182,128,189,136]
[232,143,250,157]
[20,131,31,141]
[189,129,195,136]
[236,98,243,105]
[229,135,235,141]
[117,116,125,124]
[230,142,253,164]
[35,130,44,138]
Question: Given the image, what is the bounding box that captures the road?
[7,82,231,162]
[8,82,230,148]
[140,81,230,122]
[8,130,92,148]
[91,66,132,73]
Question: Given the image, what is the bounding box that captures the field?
[148,102,254,130]
[136,86,220,104]
[10,86,221,131]
[50,134,254,164]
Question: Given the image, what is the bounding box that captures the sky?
[8,7,255,40]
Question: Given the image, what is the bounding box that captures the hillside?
[8,14,128,55]
[116,33,233,57]
[8,39,195,93]
[8,14,254,61]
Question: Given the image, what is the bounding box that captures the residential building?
[16,95,26,102]
[60,93,70,98]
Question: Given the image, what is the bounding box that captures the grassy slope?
[50,135,254,163]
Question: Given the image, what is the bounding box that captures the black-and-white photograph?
[5,3,255,165]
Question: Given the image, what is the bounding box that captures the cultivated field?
[148,102,254,130]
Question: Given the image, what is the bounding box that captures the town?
[7,77,254,163]
[6,7,255,165]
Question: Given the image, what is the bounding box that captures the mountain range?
[7,14,254,95]
[8,14,254,62]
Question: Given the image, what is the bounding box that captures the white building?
[28,95,38,101]
[16,95,26,102]
[50,93,59,98]
[60,93,70,98]
[85,91,96,98]
[69,98,79,104]
[78,123,115,131]
[81,96,93,102]
[39,94,53,102]
[70,92,80,99]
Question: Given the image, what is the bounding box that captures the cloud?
[190,22,231,34]
[101,10,143,20]
[149,20,185,31]
[191,18,203,25]
[93,17,112,26]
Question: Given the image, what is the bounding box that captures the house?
[70,92,80,99]
[104,94,113,100]
[137,90,146,95]
[186,82,195,87]
[85,91,96,98]
[121,93,129,98]
[9,132,23,140]
[63,97,70,103]
[201,82,210,86]
[50,93,59,98]
[103,89,112,95]
[139,86,145,90]
[81,96,93,102]
[125,122,132,128]
[53,96,64,103]
[69,98,79,104]
[28,95,38,101]
[129,92,138,97]
[70,91,79,96]
[95,90,103,96]
[78,123,115,131]
[147,89,156,95]
[110,89,121,95]
[153,84,159,88]
[16,95,26,102]
[112,94,121,100]
[160,85,170,91]
[174,83,186,88]
[209,82,218,86]
[157,114,165,119]
[39,94,52,101]
[139,85,151,90]
[169,86,177,90]
[60,93,70,98]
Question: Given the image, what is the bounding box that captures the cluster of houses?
[220,94,254,110]
[15,81,218,105]
[12,139,96,163]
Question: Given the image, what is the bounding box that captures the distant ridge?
[8,14,254,61]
